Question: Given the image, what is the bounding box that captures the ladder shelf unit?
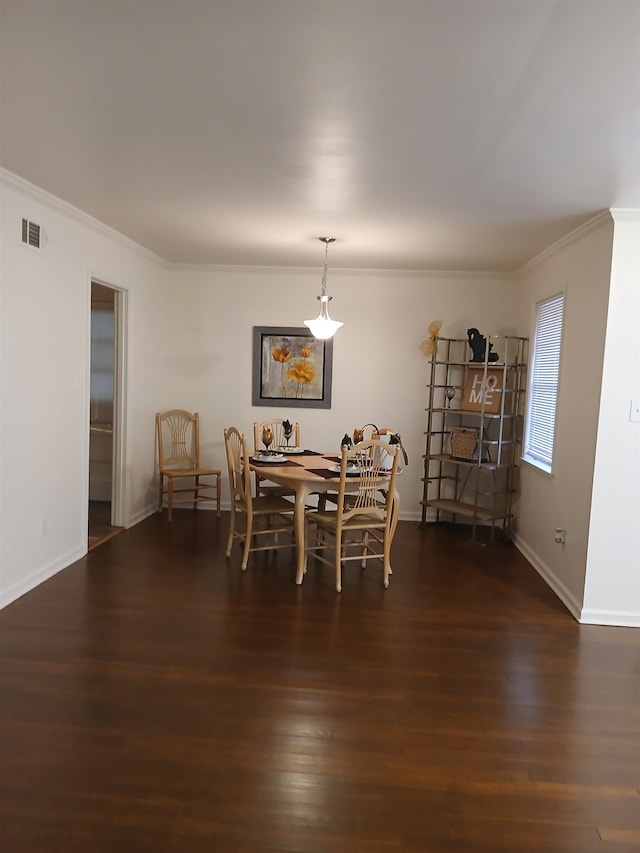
[420,335,528,541]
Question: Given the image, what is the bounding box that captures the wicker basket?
[450,428,478,460]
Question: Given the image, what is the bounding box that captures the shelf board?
[432,361,526,369]
[426,453,501,470]
[427,408,520,418]
[426,498,513,522]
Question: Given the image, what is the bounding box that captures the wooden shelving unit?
[420,335,528,541]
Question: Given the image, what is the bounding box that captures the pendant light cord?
[319,236,335,299]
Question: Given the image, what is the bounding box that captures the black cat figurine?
[467,328,500,363]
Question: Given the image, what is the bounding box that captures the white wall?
[163,265,519,518]
[516,214,640,625]
[0,171,168,608]
[2,169,637,626]
[582,211,640,626]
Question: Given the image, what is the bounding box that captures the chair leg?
[241,513,253,571]
[194,476,199,512]
[383,533,392,588]
[335,529,343,593]
[226,506,236,558]
[361,530,369,568]
[216,473,221,517]
[158,474,164,514]
[167,479,174,522]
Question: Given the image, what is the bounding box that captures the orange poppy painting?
[252,327,333,409]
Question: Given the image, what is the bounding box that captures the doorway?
[88,281,125,549]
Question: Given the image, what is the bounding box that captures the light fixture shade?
[304,295,343,339]
[305,237,342,339]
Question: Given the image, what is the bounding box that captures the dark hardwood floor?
[88,500,124,551]
[1,512,638,852]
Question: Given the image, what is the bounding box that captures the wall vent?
[21,218,43,248]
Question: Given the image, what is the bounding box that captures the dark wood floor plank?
[1,514,638,852]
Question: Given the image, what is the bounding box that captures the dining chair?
[156,410,221,522]
[252,418,301,498]
[305,439,400,592]
[351,425,408,469]
[373,428,409,470]
[253,418,301,453]
[318,427,407,511]
[351,423,380,444]
[224,426,295,570]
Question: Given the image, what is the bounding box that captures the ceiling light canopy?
[304,237,343,340]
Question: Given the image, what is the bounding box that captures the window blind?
[524,294,564,472]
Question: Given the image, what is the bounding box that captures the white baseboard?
[579,608,640,628]
[513,535,640,627]
[0,545,86,610]
[512,534,582,622]
[127,504,159,527]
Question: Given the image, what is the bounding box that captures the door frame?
[89,277,128,529]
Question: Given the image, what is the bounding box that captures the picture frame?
[460,367,504,413]
[252,326,333,409]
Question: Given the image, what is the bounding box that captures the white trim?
[4,168,631,278]
[516,210,613,276]
[579,608,640,628]
[1,168,168,268]
[127,505,158,528]
[609,208,640,224]
[112,288,128,528]
[513,534,582,622]
[0,546,87,610]
[516,533,640,626]
[87,275,129,530]
[169,262,513,279]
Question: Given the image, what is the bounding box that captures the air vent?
[21,218,42,248]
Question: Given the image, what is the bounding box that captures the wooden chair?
[253,418,301,453]
[156,410,221,522]
[305,439,400,592]
[318,427,407,511]
[224,426,295,570]
[351,426,408,470]
[252,419,301,498]
[351,423,380,444]
[373,428,409,471]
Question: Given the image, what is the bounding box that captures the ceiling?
[1,0,639,272]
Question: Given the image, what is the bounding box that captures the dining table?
[248,450,400,585]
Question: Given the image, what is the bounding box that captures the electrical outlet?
[554,528,565,545]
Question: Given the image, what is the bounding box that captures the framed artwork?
[252,326,333,409]
[460,367,504,413]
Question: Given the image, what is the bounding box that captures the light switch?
[631,399,640,422]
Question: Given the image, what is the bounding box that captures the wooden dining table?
[248,450,400,585]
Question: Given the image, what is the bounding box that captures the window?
[524,293,564,473]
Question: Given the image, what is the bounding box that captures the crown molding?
[0,168,169,268]
[1,168,513,278]
[169,261,513,280]
[515,210,614,276]
[609,208,640,224]
[6,167,629,279]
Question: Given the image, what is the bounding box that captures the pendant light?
[304,237,343,340]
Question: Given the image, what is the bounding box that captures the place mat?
[306,467,342,479]
[299,449,324,456]
[324,455,342,463]
[249,457,302,467]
